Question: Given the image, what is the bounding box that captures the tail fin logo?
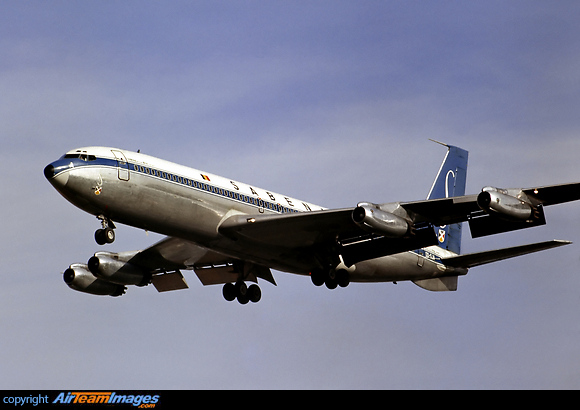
[445,170,455,199]
[438,227,447,243]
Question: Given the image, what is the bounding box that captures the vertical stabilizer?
[426,140,468,255]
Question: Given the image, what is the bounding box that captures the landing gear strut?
[95,216,115,245]
[223,281,261,304]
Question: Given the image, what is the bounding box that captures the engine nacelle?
[88,252,151,286]
[477,187,534,221]
[352,203,411,237]
[63,264,126,297]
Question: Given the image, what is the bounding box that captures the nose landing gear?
[95,216,116,245]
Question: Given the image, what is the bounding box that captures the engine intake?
[477,187,534,221]
[352,203,411,237]
[88,252,151,286]
[64,264,126,296]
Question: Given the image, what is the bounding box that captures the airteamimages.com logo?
[53,392,159,407]
[2,392,161,408]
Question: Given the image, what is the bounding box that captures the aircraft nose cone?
[44,161,70,188]
[44,164,55,180]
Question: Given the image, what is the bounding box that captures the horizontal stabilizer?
[413,276,458,292]
[441,240,571,268]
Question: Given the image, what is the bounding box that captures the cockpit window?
[64,153,96,161]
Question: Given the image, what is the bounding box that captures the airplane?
[44,141,580,304]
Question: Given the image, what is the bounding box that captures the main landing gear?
[311,268,350,290]
[222,281,261,304]
[95,215,116,245]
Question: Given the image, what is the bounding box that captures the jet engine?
[352,203,411,237]
[477,187,535,221]
[63,264,126,296]
[88,252,151,287]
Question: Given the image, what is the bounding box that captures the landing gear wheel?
[312,268,350,290]
[223,282,262,304]
[325,277,338,290]
[336,269,350,288]
[95,229,106,245]
[103,227,115,243]
[248,284,261,303]
[311,270,325,287]
[235,281,249,304]
[324,270,338,289]
[223,283,236,301]
[95,228,115,245]
[95,216,116,245]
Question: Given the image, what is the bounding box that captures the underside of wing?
[128,237,276,289]
[128,236,232,271]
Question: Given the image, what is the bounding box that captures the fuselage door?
[111,150,130,181]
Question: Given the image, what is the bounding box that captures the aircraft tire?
[95,228,115,245]
[248,284,261,303]
[223,282,260,304]
[311,270,325,287]
[235,281,249,304]
[223,283,236,301]
[95,229,106,245]
[336,269,350,288]
[104,228,115,244]
[325,278,338,290]
[237,294,250,304]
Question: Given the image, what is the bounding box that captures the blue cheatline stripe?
[55,155,302,215]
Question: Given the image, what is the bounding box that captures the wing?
[216,182,580,270]
[126,237,276,291]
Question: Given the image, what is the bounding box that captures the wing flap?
[194,262,275,286]
[467,207,546,238]
[151,271,189,292]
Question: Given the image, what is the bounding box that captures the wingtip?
[553,239,573,245]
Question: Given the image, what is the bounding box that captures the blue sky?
[2,1,580,389]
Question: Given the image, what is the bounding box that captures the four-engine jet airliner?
[44,142,580,304]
